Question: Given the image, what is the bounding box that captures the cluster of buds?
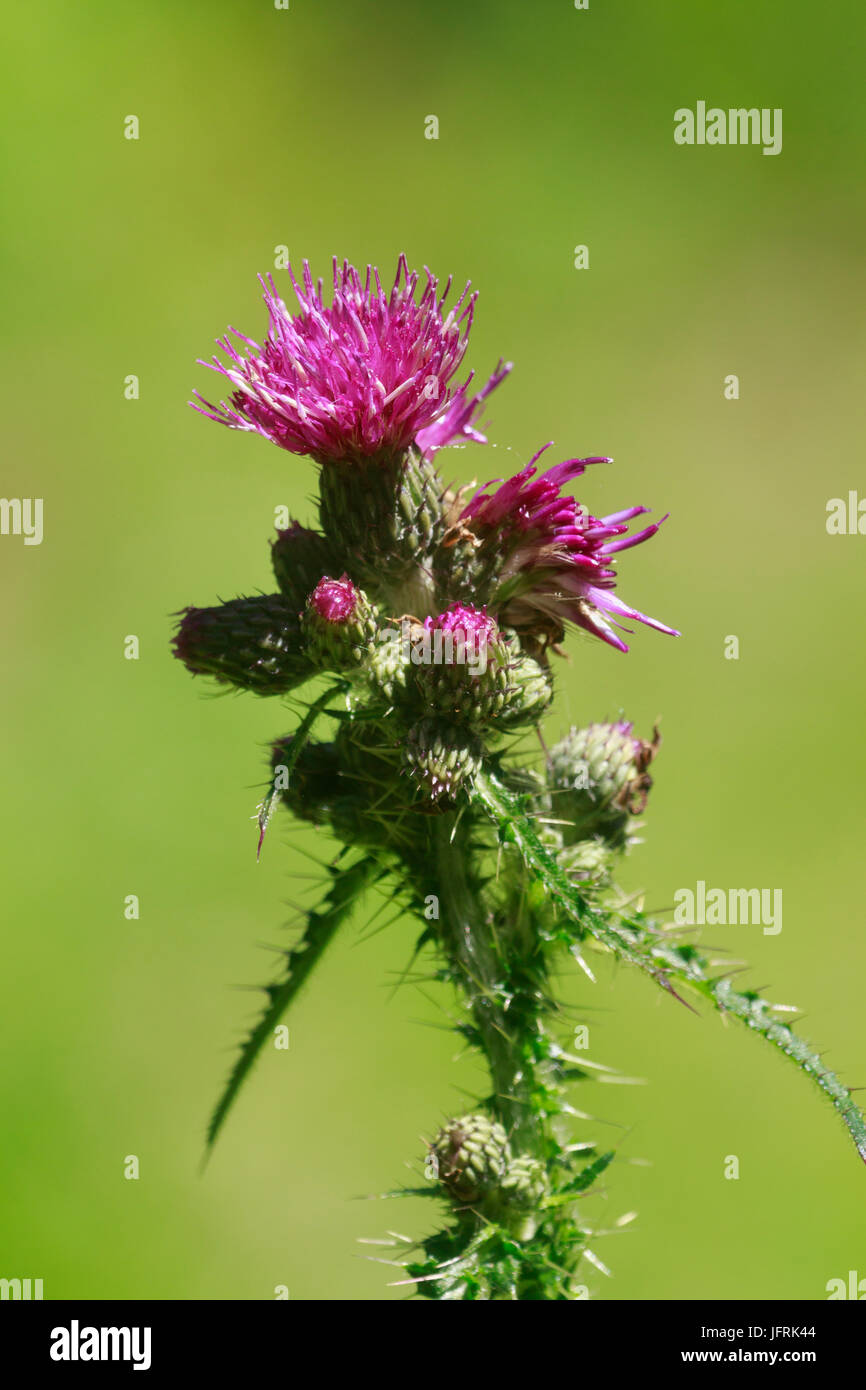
[429,1114,550,1241]
[174,256,675,816]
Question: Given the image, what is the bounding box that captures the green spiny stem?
[428,812,550,1154]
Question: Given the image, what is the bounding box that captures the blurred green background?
[3,0,865,1300]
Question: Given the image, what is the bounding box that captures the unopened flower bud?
[558,837,612,885]
[548,720,660,849]
[403,717,483,803]
[366,627,411,704]
[172,594,312,694]
[412,604,552,731]
[499,647,553,728]
[431,1114,511,1206]
[413,604,510,725]
[301,575,378,670]
[500,1156,550,1240]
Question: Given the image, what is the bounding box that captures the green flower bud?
[411,606,552,730]
[558,837,612,885]
[500,1156,550,1241]
[431,1114,511,1206]
[403,717,483,803]
[365,627,411,704]
[499,648,553,728]
[502,1154,549,1206]
[548,720,660,849]
[301,575,378,670]
[172,594,313,695]
[413,618,511,726]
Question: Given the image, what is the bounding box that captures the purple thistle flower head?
[192,256,510,466]
[460,446,679,652]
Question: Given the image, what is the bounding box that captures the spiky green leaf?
[471,767,866,1165]
[205,853,381,1156]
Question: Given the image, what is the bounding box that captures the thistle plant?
[174,256,866,1300]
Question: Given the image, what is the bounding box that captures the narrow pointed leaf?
[471,767,866,1164]
[205,853,381,1156]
